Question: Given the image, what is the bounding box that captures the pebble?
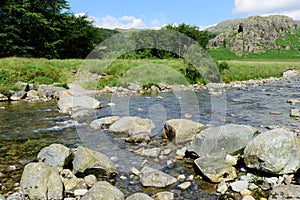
[225,154,238,165]
[110,156,119,161]
[186,175,194,181]
[163,148,172,155]
[230,181,249,192]
[84,175,97,187]
[242,195,255,200]
[141,148,161,158]
[153,191,174,200]
[177,174,186,182]
[184,113,192,118]
[7,165,17,171]
[178,182,191,190]
[217,182,228,194]
[74,189,88,196]
[176,147,186,157]
[248,183,259,190]
[240,189,252,197]
[120,175,127,180]
[107,102,115,107]
[131,167,140,176]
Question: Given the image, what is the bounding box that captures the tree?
[0,0,115,58]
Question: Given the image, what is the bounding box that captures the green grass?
[0,57,82,89]
[0,55,300,92]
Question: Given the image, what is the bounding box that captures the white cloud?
[233,0,300,19]
[98,15,146,29]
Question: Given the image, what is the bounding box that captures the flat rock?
[109,116,155,136]
[90,116,120,129]
[140,166,177,188]
[58,95,102,114]
[38,84,66,100]
[230,180,249,192]
[268,185,300,200]
[126,193,154,200]
[73,146,117,178]
[10,90,26,101]
[153,191,174,200]
[141,148,161,158]
[244,128,300,174]
[162,119,204,144]
[20,162,63,200]
[194,157,237,183]
[37,143,71,168]
[81,181,124,200]
[0,93,9,101]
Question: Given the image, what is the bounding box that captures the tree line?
[0,0,213,59]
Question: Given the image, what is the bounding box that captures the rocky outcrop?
[209,15,298,56]
[162,119,204,144]
[244,128,300,174]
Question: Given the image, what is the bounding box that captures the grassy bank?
[0,55,300,92]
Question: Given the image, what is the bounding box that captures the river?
[0,77,299,199]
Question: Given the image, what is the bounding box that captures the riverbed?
[0,77,299,199]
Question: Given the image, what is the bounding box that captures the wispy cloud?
[98,15,145,29]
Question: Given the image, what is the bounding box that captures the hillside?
[205,18,244,33]
[208,15,300,56]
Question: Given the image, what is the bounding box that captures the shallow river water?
[0,77,299,199]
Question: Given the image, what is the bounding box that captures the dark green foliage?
[0,0,117,58]
[185,65,204,84]
[216,61,230,73]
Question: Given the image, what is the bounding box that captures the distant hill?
[205,18,244,33]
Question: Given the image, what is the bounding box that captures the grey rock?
[268,185,300,200]
[126,193,154,200]
[90,116,120,130]
[188,124,258,158]
[178,182,191,190]
[244,128,300,174]
[73,146,117,177]
[187,124,258,182]
[6,192,23,200]
[162,119,204,144]
[153,191,174,200]
[81,181,124,200]
[15,81,29,91]
[26,90,39,99]
[0,93,9,101]
[290,109,300,117]
[217,182,228,194]
[128,83,141,91]
[141,148,161,158]
[140,166,177,188]
[10,90,26,101]
[84,174,97,187]
[57,95,102,114]
[37,143,71,168]
[63,176,81,193]
[20,162,63,200]
[194,157,237,183]
[109,116,155,136]
[74,189,88,196]
[38,84,67,99]
[230,180,249,192]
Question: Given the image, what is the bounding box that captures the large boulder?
[162,119,204,144]
[37,143,71,168]
[10,91,27,101]
[20,162,63,200]
[140,166,177,188]
[109,116,155,136]
[81,181,124,200]
[90,116,120,130]
[268,185,300,200]
[187,124,258,182]
[38,84,67,100]
[57,95,102,114]
[244,128,300,174]
[73,146,117,177]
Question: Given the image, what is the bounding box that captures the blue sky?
[68,0,300,29]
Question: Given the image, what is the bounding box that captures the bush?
[216,61,230,73]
